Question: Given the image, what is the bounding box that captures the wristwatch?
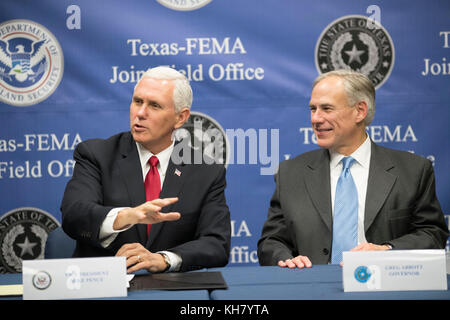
[160,252,171,271]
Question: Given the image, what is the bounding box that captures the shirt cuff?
[157,250,182,272]
[99,207,131,248]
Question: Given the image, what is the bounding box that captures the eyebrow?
[133,95,162,107]
[309,103,334,108]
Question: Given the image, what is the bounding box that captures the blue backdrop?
[0,0,448,269]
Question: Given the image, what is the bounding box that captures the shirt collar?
[136,141,174,176]
[329,134,371,169]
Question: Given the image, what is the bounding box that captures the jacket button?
[322,248,329,255]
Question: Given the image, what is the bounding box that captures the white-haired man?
[62,66,231,273]
[258,70,448,268]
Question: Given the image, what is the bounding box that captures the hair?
[137,66,193,113]
[313,70,376,125]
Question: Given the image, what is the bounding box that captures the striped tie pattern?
[331,156,358,264]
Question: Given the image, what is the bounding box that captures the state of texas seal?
[0,19,64,106]
[315,15,394,89]
[0,207,60,273]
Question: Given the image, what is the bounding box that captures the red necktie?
[144,155,160,236]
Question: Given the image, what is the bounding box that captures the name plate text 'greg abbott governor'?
[22,257,127,300]
[343,249,447,292]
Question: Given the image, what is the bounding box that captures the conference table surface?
[209,265,450,300]
[1,265,449,300]
[0,272,209,300]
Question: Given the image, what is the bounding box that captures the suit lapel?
[304,149,333,231]
[146,156,188,247]
[364,143,396,232]
[117,133,147,244]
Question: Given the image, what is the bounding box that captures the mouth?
[314,127,332,135]
[132,123,147,132]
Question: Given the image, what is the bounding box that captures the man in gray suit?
[257,70,448,268]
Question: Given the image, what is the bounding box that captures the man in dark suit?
[61,66,231,273]
[258,70,448,268]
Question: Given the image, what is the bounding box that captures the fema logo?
[354,265,372,283]
[0,19,64,106]
[0,207,60,273]
[315,15,394,89]
[174,111,229,167]
[156,0,212,11]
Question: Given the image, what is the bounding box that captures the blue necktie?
[331,156,358,264]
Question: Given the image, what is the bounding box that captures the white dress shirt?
[329,135,371,245]
[99,141,181,271]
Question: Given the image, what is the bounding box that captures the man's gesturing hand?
[113,197,180,230]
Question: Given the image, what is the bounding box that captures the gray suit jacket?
[257,142,448,265]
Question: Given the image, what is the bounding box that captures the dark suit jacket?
[257,142,448,265]
[61,132,231,272]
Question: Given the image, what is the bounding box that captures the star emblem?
[16,236,38,257]
[344,44,365,64]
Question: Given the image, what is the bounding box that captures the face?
[130,77,189,154]
[309,76,367,155]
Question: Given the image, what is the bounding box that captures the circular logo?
[32,271,52,290]
[173,111,229,167]
[354,265,372,283]
[0,19,64,106]
[156,0,212,11]
[0,207,60,273]
[315,15,394,89]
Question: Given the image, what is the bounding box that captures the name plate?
[343,249,447,292]
[22,257,127,300]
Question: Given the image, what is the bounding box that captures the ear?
[174,108,190,129]
[354,101,368,124]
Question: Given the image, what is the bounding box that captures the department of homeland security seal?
[0,207,60,273]
[0,19,64,106]
[156,0,212,11]
[315,15,394,89]
[173,111,229,167]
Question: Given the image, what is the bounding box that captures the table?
[1,265,449,300]
[209,265,450,300]
[0,272,209,300]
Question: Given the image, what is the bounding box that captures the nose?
[136,104,148,118]
[311,109,324,125]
